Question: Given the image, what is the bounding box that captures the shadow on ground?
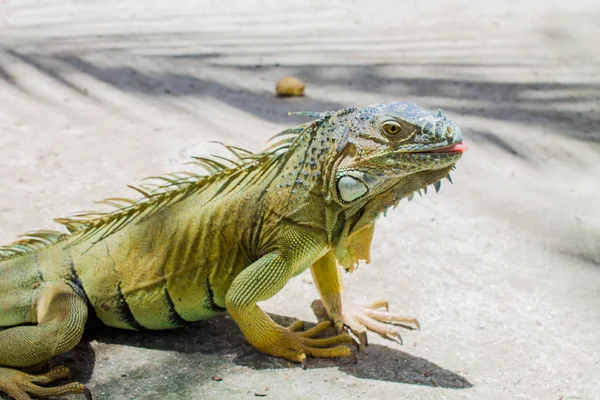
[2,43,599,146]
[47,310,471,394]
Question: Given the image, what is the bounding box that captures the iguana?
[0,102,465,399]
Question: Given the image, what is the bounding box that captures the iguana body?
[0,102,465,399]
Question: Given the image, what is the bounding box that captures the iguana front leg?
[311,250,419,347]
[226,233,355,367]
[0,282,90,400]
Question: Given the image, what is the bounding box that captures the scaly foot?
[261,320,357,368]
[0,366,91,400]
[341,299,420,346]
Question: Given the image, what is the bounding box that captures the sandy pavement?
[1,0,599,399]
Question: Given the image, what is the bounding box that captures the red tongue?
[430,142,468,153]
[448,143,467,152]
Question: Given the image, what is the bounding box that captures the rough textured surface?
[0,0,599,399]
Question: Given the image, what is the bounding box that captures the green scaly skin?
[0,102,465,399]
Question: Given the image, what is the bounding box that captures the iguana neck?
[262,117,345,241]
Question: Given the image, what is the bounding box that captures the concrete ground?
[1,0,599,399]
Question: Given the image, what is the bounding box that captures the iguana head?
[329,102,465,210]
[289,102,467,272]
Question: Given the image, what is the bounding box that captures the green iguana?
[0,102,465,399]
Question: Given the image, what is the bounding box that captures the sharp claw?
[366,299,389,310]
[351,352,358,365]
[385,332,403,345]
[83,386,93,400]
[397,323,416,330]
[415,319,421,330]
[358,331,368,347]
[299,351,307,370]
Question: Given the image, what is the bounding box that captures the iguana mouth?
[423,142,467,154]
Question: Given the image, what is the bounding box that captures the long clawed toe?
[281,320,357,368]
[0,366,91,400]
[366,299,390,311]
[342,300,420,347]
[362,308,420,330]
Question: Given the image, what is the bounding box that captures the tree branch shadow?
[2,42,598,146]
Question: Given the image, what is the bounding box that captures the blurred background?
[0,1,599,399]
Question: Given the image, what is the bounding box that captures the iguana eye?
[381,121,403,136]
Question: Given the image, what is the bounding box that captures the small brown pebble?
[275,77,305,97]
[211,376,223,381]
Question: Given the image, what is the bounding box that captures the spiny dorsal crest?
[0,113,334,261]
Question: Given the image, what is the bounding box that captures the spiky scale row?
[394,173,451,203]
[0,116,324,261]
[0,230,68,259]
[377,173,454,221]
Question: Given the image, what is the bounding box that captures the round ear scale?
[337,176,368,202]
